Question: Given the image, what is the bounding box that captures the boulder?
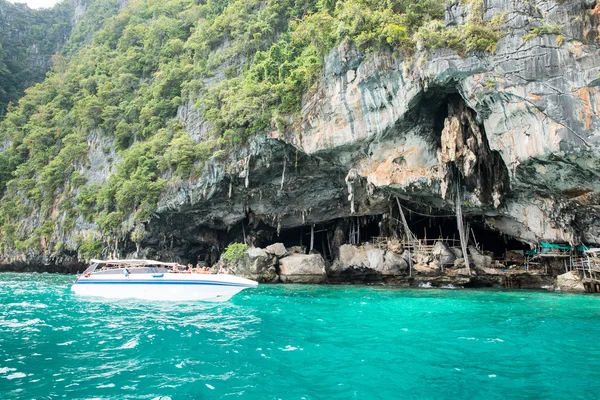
[332,244,407,276]
[556,271,585,292]
[453,258,465,268]
[382,251,408,275]
[334,244,365,274]
[450,247,463,258]
[432,241,456,265]
[265,242,287,258]
[469,246,492,268]
[366,248,385,270]
[225,247,278,282]
[279,254,327,283]
[415,251,432,265]
[401,250,413,264]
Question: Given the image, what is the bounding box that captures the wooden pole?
[395,197,415,278]
[455,180,471,276]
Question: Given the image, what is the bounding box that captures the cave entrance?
[469,221,530,258]
[270,215,387,261]
[271,224,333,259]
[402,209,530,258]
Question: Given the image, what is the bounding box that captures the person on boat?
[218,266,227,274]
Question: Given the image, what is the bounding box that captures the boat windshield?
[84,259,180,274]
[93,266,170,274]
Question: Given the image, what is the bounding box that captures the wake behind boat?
[71,259,258,302]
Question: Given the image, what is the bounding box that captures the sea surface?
[1,273,600,399]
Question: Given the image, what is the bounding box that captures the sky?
[7,0,61,9]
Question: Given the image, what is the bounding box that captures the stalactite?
[228,180,233,199]
[345,169,357,214]
[280,157,286,191]
[310,224,315,252]
[277,215,281,237]
[245,155,251,188]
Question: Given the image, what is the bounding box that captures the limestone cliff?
[1,0,599,272]
[151,0,600,258]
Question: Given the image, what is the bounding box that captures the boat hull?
[71,273,258,302]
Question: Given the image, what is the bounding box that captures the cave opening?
[402,210,530,258]
[261,215,387,261]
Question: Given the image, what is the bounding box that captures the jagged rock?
[415,252,432,265]
[225,247,278,282]
[469,246,492,268]
[382,251,409,275]
[288,246,306,254]
[279,254,327,283]
[556,271,585,292]
[265,243,287,258]
[333,244,364,274]
[450,248,463,259]
[366,248,385,270]
[432,241,456,265]
[413,263,439,274]
[332,244,408,277]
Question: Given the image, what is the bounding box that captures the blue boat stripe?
[74,280,255,288]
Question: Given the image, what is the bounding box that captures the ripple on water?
[1,273,600,399]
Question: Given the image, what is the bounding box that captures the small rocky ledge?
[217,242,558,289]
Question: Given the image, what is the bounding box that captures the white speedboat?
[71,259,258,302]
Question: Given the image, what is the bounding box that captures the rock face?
[469,246,493,268]
[1,0,599,273]
[432,241,456,266]
[556,271,586,292]
[278,254,327,283]
[265,243,288,258]
[224,247,278,283]
[330,244,408,279]
[139,0,600,269]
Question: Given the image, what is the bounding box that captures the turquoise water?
[1,274,600,399]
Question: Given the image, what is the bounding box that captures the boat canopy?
[90,259,180,267]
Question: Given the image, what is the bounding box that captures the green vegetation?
[417,0,505,55]
[0,0,77,117]
[522,25,561,43]
[223,242,248,261]
[0,0,509,257]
